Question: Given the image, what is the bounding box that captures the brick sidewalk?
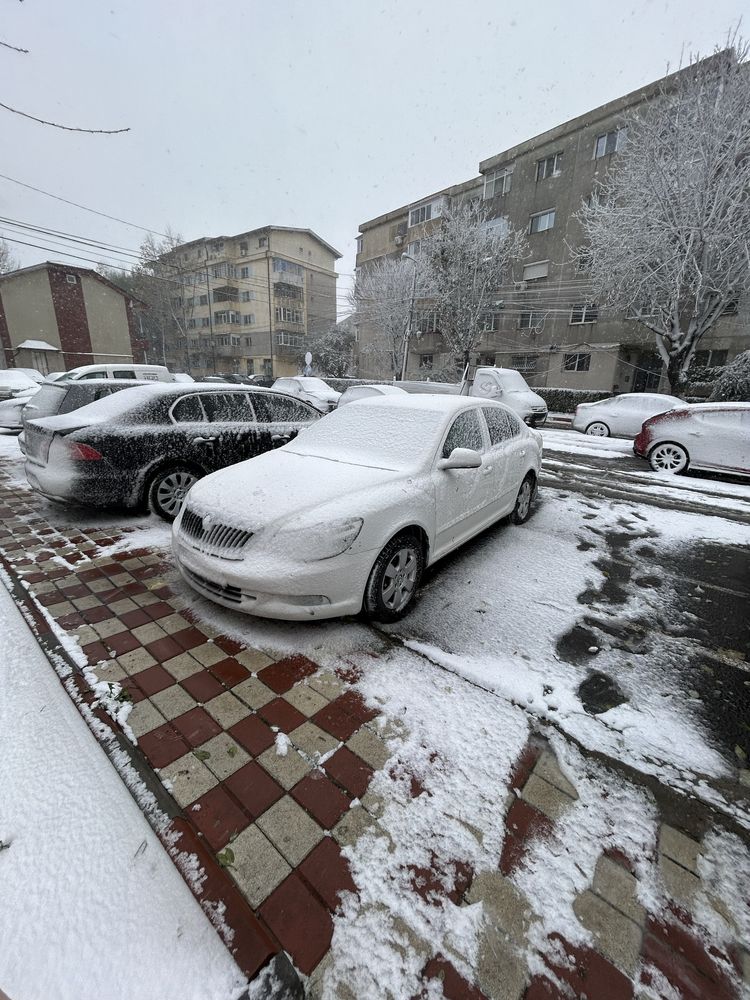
[1,464,748,999]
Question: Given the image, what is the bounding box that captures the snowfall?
[1,427,749,1000]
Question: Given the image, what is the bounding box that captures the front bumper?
[172,532,377,621]
[526,411,547,428]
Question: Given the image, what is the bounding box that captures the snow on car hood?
[184,449,405,532]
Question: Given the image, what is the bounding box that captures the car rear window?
[25,383,68,418]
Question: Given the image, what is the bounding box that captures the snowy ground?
[0,583,246,1000]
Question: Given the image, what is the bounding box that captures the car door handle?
[519,449,526,457]
[193,436,216,445]
[482,465,494,475]
[272,433,291,443]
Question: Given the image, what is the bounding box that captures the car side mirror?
[437,448,482,471]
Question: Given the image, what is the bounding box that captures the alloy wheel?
[156,470,197,517]
[586,422,609,436]
[380,547,418,612]
[516,479,532,520]
[649,443,687,473]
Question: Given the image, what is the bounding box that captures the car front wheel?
[148,466,200,522]
[510,474,536,524]
[585,421,609,437]
[648,442,688,474]
[363,533,424,623]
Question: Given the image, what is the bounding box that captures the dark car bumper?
[25,461,141,509]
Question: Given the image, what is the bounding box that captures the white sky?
[1,0,745,316]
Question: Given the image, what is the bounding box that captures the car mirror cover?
[437,448,483,471]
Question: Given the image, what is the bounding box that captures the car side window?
[441,410,484,458]
[200,392,256,422]
[113,370,136,379]
[251,392,316,422]
[171,394,206,423]
[483,406,521,446]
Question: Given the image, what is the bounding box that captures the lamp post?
[400,252,418,381]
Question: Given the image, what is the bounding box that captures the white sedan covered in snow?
[172,395,543,622]
[571,392,682,438]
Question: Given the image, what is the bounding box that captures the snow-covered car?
[337,384,408,406]
[24,384,321,520]
[172,395,543,622]
[0,369,39,402]
[0,385,38,431]
[571,392,683,437]
[271,376,341,412]
[633,402,750,476]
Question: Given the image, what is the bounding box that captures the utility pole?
[204,246,217,375]
[400,252,418,381]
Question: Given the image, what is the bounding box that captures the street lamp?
[400,252,418,381]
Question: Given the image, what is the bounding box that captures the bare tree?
[576,42,750,395]
[0,237,19,274]
[351,257,420,377]
[304,320,356,377]
[420,201,528,372]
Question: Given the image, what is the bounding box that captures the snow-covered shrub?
[537,387,613,413]
[709,350,750,401]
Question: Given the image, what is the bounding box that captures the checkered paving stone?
[2,471,748,998]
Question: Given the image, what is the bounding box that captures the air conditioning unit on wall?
[394,236,404,246]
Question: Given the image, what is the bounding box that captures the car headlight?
[275,516,363,561]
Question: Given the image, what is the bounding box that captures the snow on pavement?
[541,427,636,458]
[0,583,246,1000]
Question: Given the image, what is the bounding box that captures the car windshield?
[496,370,531,392]
[296,378,331,391]
[285,403,445,470]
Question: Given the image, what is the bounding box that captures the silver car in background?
[572,392,682,437]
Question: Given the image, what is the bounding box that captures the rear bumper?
[172,532,375,621]
[25,461,136,508]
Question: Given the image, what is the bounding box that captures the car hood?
[306,389,341,402]
[183,449,405,532]
[508,389,546,409]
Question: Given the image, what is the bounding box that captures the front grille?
[179,506,253,561]
[184,567,244,604]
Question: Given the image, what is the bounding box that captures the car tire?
[585,421,609,437]
[148,466,201,522]
[362,532,424,623]
[648,442,689,474]
[510,473,537,524]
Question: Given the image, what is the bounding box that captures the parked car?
[337,384,408,406]
[0,385,39,431]
[271,376,341,412]
[24,383,321,521]
[0,369,39,401]
[572,392,682,437]
[634,402,750,476]
[58,363,176,382]
[15,368,45,383]
[172,395,543,622]
[397,367,548,426]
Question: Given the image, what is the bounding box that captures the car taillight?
[65,441,103,461]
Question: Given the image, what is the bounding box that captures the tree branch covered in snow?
[576,41,750,395]
[419,201,528,371]
[709,349,750,400]
[351,256,419,378]
[0,237,19,274]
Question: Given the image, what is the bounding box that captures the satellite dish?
[304,351,312,365]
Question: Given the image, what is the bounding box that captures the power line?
[0,101,130,134]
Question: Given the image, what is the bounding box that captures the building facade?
[355,65,747,391]
[0,262,145,374]
[161,226,340,379]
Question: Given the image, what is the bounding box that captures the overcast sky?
[1,0,745,316]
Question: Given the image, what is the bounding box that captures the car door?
[169,392,223,472]
[690,411,750,472]
[197,390,270,469]
[432,408,494,559]
[482,406,528,517]
[249,391,320,449]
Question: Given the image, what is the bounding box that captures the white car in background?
[0,369,40,402]
[572,392,682,437]
[0,384,39,430]
[337,384,407,406]
[634,402,750,476]
[271,376,341,412]
[172,395,542,622]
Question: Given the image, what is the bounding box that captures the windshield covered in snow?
[285,403,445,470]
[296,378,332,391]
[496,370,532,392]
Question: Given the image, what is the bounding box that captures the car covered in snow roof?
[23,382,321,521]
[172,393,543,622]
[633,401,750,477]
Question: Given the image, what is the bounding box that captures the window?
[263,359,273,377]
[214,310,241,325]
[594,127,627,158]
[408,199,442,227]
[519,311,545,329]
[65,274,77,284]
[529,209,555,234]
[213,286,239,303]
[272,258,303,276]
[201,317,210,328]
[171,395,205,423]
[483,406,521,446]
[258,237,268,248]
[482,313,502,332]
[187,319,196,329]
[407,240,423,257]
[563,352,591,372]
[536,152,563,181]
[416,309,438,333]
[570,303,599,324]
[419,354,433,369]
[240,266,250,279]
[244,336,252,347]
[512,354,539,373]
[691,349,728,368]
[441,410,484,458]
[483,166,513,199]
[356,236,363,254]
[112,370,136,380]
[275,331,305,347]
[231,335,240,346]
[243,313,255,325]
[201,392,255,422]
[275,306,302,323]
[199,294,208,306]
[274,282,303,300]
[523,260,549,281]
[252,393,314,423]
[239,241,248,255]
[246,358,255,374]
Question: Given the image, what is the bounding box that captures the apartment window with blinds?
[523,260,549,281]
[570,303,599,324]
[536,152,563,181]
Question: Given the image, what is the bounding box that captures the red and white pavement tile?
[1,467,748,999]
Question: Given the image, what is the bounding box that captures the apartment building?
[161,226,340,379]
[0,262,145,374]
[355,62,746,392]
